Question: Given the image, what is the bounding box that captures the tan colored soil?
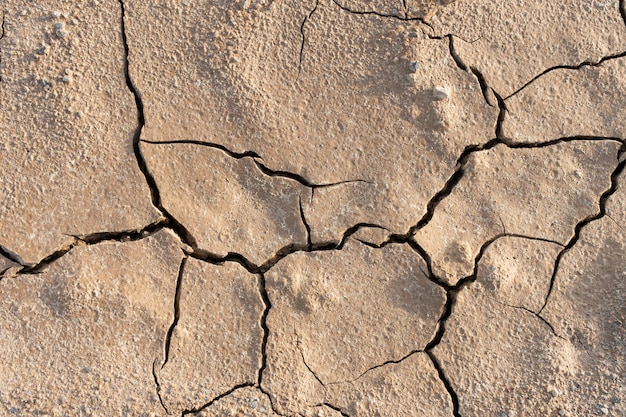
[0,0,624,416]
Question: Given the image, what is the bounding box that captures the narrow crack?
[296,334,326,388]
[180,384,255,416]
[505,50,626,100]
[162,257,188,370]
[332,0,429,25]
[141,138,370,190]
[298,0,320,76]
[426,351,461,417]
[320,402,351,417]
[539,155,626,313]
[257,272,272,387]
[117,0,196,249]
[447,35,469,72]
[469,66,497,108]
[152,358,169,414]
[621,0,626,27]
[499,303,563,339]
[299,194,313,250]
[1,12,5,81]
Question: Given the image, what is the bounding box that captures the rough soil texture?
[0,0,624,416]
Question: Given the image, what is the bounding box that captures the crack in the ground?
[141,138,371,190]
[0,12,5,82]
[180,383,255,416]
[505,50,626,100]
[257,272,272,388]
[0,219,171,278]
[332,0,430,25]
[319,402,351,417]
[426,351,461,417]
[539,154,626,314]
[389,136,625,240]
[152,359,169,414]
[497,302,563,339]
[117,0,197,249]
[161,257,188,370]
[299,195,313,250]
[298,0,320,76]
[621,0,626,27]
[296,333,327,388]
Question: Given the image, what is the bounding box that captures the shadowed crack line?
[499,303,563,339]
[332,0,430,27]
[539,155,626,314]
[257,272,272,387]
[396,136,625,239]
[621,0,626,27]
[180,384,255,416]
[162,257,188,370]
[141,139,260,159]
[0,13,5,81]
[141,138,370,190]
[298,0,320,75]
[296,335,326,388]
[426,351,461,417]
[470,66,498,108]
[11,219,171,276]
[505,49,626,100]
[118,0,196,249]
[321,402,351,417]
[187,222,389,275]
[299,194,313,250]
[152,359,168,414]
[0,244,25,268]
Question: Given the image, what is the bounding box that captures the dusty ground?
[0,0,624,416]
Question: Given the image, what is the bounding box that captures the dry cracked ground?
[0,0,625,416]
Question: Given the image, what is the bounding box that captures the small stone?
[599,406,609,415]
[410,61,419,72]
[55,22,68,38]
[62,76,73,84]
[550,388,559,397]
[51,10,61,18]
[250,399,258,409]
[432,86,450,100]
[558,409,566,416]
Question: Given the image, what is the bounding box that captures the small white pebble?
[62,76,72,84]
[550,388,559,397]
[20,9,27,16]
[600,407,609,415]
[432,86,450,100]
[558,409,566,416]
[52,10,61,18]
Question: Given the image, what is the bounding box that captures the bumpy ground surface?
[0,1,624,416]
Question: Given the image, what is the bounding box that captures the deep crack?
[117,0,196,249]
[426,351,461,417]
[257,272,272,387]
[152,359,169,414]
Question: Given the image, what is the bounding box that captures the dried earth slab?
[142,142,308,266]
[504,56,626,142]
[158,257,265,415]
[262,238,446,415]
[0,0,159,265]
[414,140,621,286]
[431,0,626,97]
[0,230,183,416]
[125,0,497,243]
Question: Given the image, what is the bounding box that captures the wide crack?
[117,0,196,249]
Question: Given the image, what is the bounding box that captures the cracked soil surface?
[0,0,624,416]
